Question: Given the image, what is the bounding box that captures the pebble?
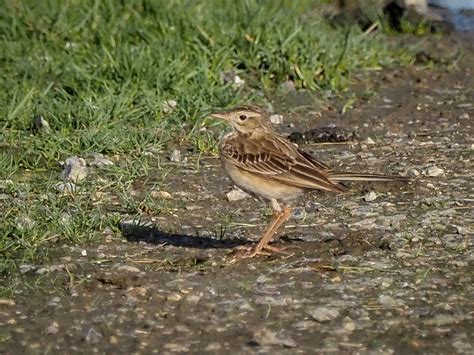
[47,297,61,307]
[169,149,181,163]
[55,182,78,193]
[45,321,59,335]
[378,295,400,307]
[364,137,376,144]
[19,264,35,273]
[363,191,378,202]
[185,205,201,210]
[426,166,444,177]
[309,307,340,322]
[85,327,103,344]
[15,216,36,230]
[0,298,15,306]
[32,115,51,133]
[204,343,222,351]
[60,156,88,182]
[280,80,296,93]
[233,75,245,87]
[253,328,296,348]
[343,321,356,332]
[409,168,420,177]
[456,226,471,235]
[126,286,147,299]
[291,207,306,220]
[226,187,249,201]
[85,152,114,167]
[162,99,177,113]
[269,114,284,125]
[151,190,173,199]
[459,112,470,119]
[116,265,141,273]
[220,71,245,87]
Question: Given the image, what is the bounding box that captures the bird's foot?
[228,243,289,262]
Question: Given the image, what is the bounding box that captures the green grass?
[0,0,416,277]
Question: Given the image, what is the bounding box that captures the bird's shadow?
[119,221,250,249]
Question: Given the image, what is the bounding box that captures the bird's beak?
[210,111,229,121]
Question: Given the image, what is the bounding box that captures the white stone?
[60,156,88,182]
[269,114,284,125]
[55,182,78,193]
[426,166,445,177]
[162,99,177,113]
[116,265,141,273]
[309,307,340,322]
[363,191,378,202]
[169,149,181,162]
[226,187,250,201]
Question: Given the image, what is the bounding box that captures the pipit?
[211,106,409,258]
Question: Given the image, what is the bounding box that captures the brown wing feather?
[220,134,344,192]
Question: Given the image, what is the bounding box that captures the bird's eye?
[239,114,247,121]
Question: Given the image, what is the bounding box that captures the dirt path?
[1,36,473,354]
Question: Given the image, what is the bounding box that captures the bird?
[210,105,409,258]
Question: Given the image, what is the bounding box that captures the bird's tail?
[328,171,410,182]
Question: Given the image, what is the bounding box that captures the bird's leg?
[244,205,292,258]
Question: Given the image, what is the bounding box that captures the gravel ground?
[0,36,473,354]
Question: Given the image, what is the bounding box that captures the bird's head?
[210,106,270,134]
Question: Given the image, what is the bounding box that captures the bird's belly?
[223,161,303,201]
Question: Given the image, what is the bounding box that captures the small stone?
[204,343,222,351]
[280,80,296,93]
[85,328,103,344]
[0,298,15,306]
[85,152,114,167]
[15,216,36,230]
[116,265,141,273]
[409,168,420,177]
[81,249,87,257]
[60,156,88,182]
[233,75,245,87]
[169,149,181,163]
[186,295,201,304]
[291,207,306,220]
[344,321,356,332]
[185,205,201,211]
[151,190,173,199]
[162,99,177,113]
[269,114,284,125]
[309,307,340,322]
[426,166,444,177]
[378,295,400,307]
[47,297,61,307]
[459,113,470,119]
[164,343,189,352]
[253,328,296,348]
[226,187,249,201]
[363,191,378,202]
[220,70,245,87]
[167,293,182,302]
[32,115,51,133]
[45,321,59,335]
[364,137,376,144]
[126,286,147,299]
[55,182,78,193]
[19,264,35,273]
[456,226,471,235]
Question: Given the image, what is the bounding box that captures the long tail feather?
[328,171,410,182]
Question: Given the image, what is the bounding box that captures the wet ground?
[1,35,473,353]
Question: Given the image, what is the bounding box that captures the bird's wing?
[220,134,344,192]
